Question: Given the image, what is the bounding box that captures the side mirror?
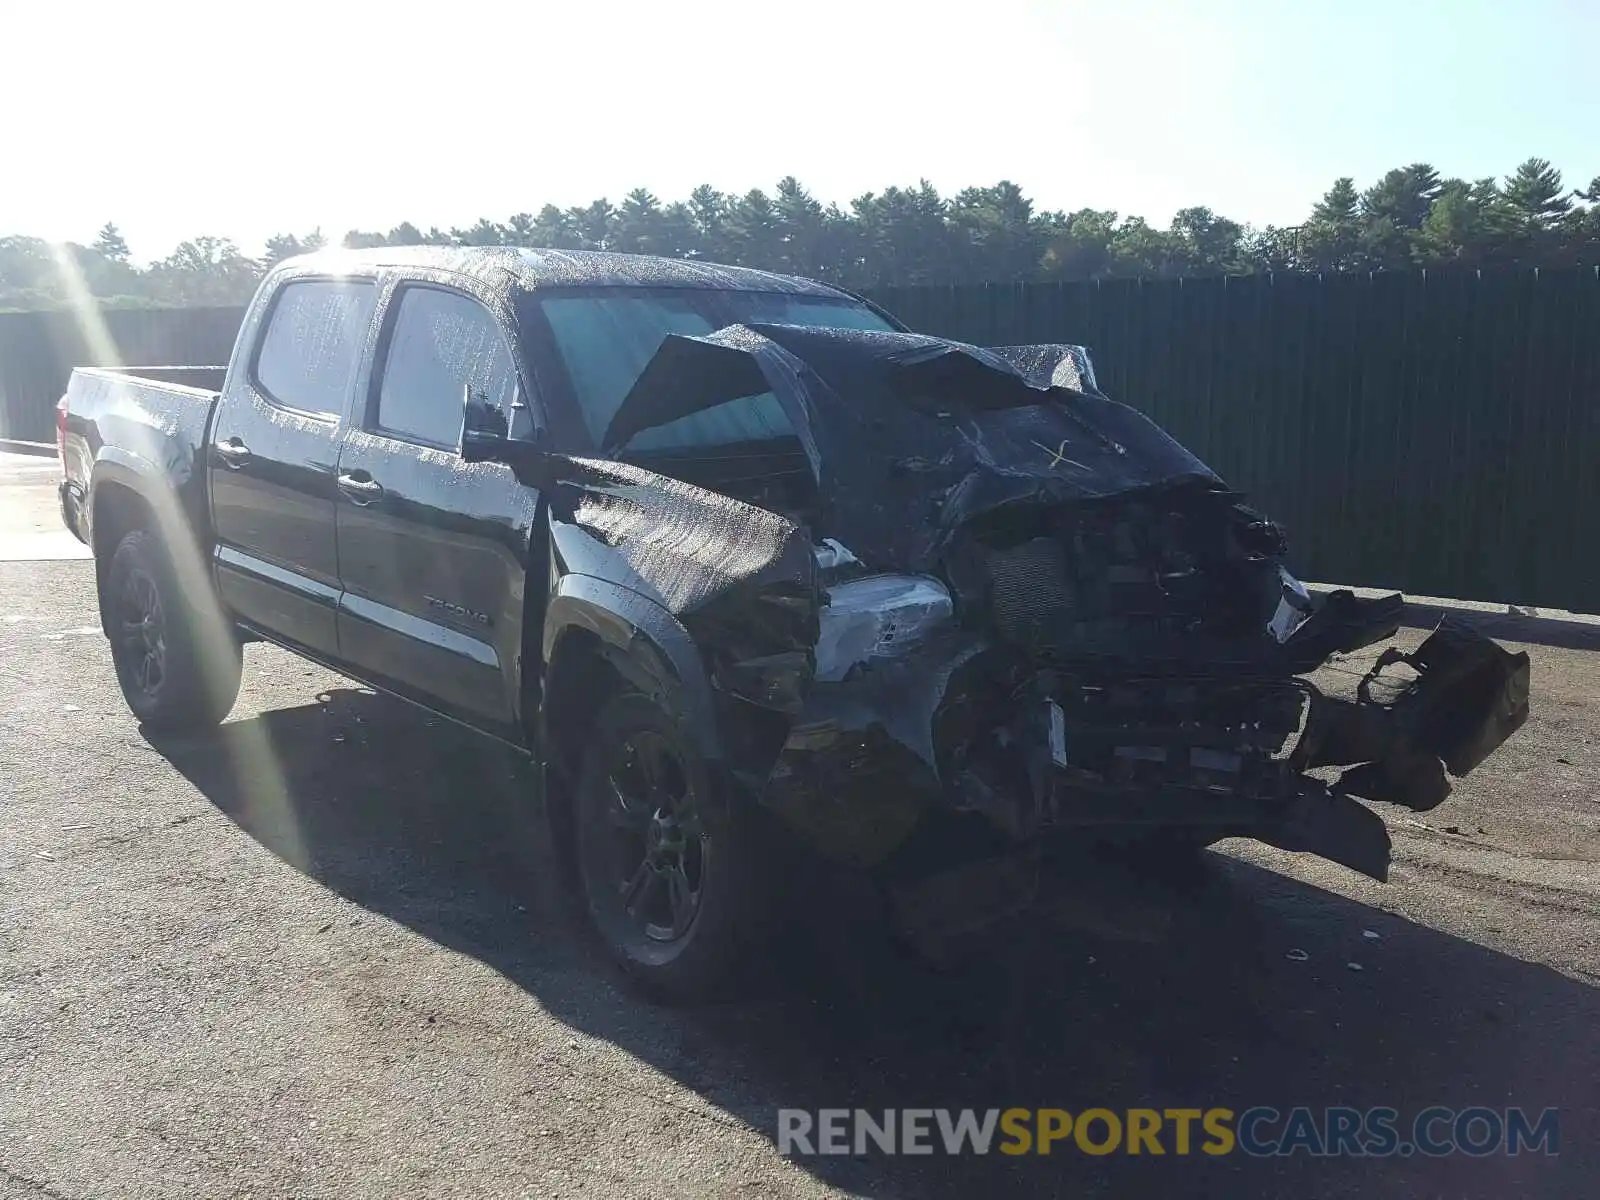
[457,384,562,490]
[459,385,509,462]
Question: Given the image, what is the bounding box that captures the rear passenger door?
[333,280,540,740]
[210,276,376,659]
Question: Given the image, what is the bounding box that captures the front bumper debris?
[754,614,1530,885]
[1299,619,1532,807]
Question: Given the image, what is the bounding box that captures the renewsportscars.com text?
[777,1106,1559,1158]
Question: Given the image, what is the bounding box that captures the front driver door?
[333,280,540,741]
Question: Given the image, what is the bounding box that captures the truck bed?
[58,366,223,551]
[107,365,228,393]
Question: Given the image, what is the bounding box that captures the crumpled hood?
[605,323,1221,572]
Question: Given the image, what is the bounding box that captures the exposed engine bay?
[480,323,1531,886]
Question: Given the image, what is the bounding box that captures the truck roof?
[285,245,849,299]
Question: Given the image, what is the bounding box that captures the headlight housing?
[814,575,954,682]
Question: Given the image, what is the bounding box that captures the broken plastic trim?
[814,575,954,683]
[1268,567,1316,644]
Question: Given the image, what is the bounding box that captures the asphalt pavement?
[2,453,1596,1198]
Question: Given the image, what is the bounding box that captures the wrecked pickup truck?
[59,247,1529,1000]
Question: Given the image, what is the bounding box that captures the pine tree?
[92,222,130,264]
[1301,178,1363,271]
[1502,158,1571,228]
[1360,164,1442,229]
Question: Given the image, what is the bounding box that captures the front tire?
[573,691,765,1002]
[104,529,241,731]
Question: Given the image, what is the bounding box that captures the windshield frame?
[516,284,903,455]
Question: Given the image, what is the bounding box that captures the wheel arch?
[88,461,165,637]
[538,575,724,797]
[88,456,228,653]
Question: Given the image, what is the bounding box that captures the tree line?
[3,158,1597,311]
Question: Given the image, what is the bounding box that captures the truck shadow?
[149,685,1597,1199]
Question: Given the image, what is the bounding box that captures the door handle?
[337,473,384,504]
[214,439,252,468]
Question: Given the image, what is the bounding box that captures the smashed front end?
[595,323,1532,885]
[760,488,1529,884]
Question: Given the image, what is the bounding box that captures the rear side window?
[254,279,376,417]
[375,287,518,448]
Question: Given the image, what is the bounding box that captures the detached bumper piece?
[1255,620,1529,881]
[1298,619,1532,810]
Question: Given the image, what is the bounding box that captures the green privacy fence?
[0,306,243,441]
[869,269,1600,612]
[2,269,1597,609]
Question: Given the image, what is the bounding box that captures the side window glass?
[254,280,375,416]
[376,288,518,448]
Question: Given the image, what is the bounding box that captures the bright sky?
[6,0,1597,262]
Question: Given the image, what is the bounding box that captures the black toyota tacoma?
[58,247,1530,998]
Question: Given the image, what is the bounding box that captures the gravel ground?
[1,465,1596,1198]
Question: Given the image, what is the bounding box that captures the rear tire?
[104,529,241,732]
[573,691,766,1002]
